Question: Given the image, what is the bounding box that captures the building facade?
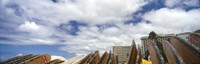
[113,46,131,64]
[176,32,191,40]
[140,36,149,60]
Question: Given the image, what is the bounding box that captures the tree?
[148,31,157,40]
[148,31,168,63]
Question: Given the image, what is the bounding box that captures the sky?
[0,0,200,61]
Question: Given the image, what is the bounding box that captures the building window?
[127,53,129,58]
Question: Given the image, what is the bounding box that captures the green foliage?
[148,31,168,63]
[148,31,157,40]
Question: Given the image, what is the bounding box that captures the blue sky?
[0,0,200,61]
[0,44,75,61]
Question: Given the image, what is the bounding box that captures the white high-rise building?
[113,46,131,64]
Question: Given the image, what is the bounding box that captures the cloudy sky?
[0,0,200,61]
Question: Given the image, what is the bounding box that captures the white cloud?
[165,0,181,7]
[59,8,200,55]
[0,0,146,26]
[1,0,200,56]
[59,23,153,55]
[143,8,200,31]
[165,0,200,8]
[12,21,56,45]
[0,0,147,45]
[183,0,200,7]
[17,21,44,32]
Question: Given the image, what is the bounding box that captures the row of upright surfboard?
[146,35,200,64]
[0,54,64,64]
